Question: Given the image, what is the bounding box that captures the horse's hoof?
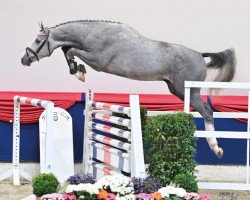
[78,72,85,82]
[216,147,223,158]
[74,72,85,82]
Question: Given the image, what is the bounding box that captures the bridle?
[25,30,51,62]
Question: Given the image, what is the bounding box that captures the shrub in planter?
[32,173,60,198]
[144,112,196,185]
[173,173,198,193]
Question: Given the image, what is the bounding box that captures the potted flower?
[64,183,99,200]
[32,173,60,200]
[95,174,135,199]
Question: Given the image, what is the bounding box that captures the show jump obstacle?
[0,96,54,186]
[83,90,146,179]
[185,81,250,191]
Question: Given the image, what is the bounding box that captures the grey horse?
[21,20,236,157]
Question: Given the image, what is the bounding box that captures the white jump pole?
[247,90,250,184]
[184,83,191,113]
[83,90,94,175]
[130,94,146,178]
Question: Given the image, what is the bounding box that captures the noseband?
[25,31,51,62]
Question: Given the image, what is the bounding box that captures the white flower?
[174,187,187,197]
[158,187,170,198]
[75,183,99,194]
[158,185,187,198]
[65,184,77,193]
[96,174,134,196]
[165,186,177,194]
[65,183,99,195]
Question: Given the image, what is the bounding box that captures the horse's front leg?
[66,47,107,71]
[62,47,86,82]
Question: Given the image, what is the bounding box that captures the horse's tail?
[202,48,237,94]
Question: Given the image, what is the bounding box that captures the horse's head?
[21,22,51,66]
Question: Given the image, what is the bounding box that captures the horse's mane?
[50,20,121,28]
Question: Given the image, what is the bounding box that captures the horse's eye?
[35,39,40,44]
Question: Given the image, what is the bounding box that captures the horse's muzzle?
[21,57,31,66]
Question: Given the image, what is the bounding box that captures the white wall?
[0,0,249,95]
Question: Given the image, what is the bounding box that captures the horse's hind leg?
[190,89,223,157]
[166,79,223,157]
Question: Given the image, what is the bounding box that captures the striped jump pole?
[88,140,130,173]
[90,112,131,128]
[89,161,120,178]
[1,96,54,186]
[90,101,131,116]
[89,122,131,139]
[83,89,146,179]
[89,132,131,151]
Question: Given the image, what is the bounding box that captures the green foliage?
[138,107,148,133]
[164,197,183,200]
[73,191,97,200]
[32,173,60,197]
[144,112,197,185]
[173,173,198,193]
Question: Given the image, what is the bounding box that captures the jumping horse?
[21,20,237,157]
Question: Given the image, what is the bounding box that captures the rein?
[25,31,51,62]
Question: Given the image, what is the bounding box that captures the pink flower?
[135,193,154,200]
[184,192,200,200]
[199,194,212,200]
[63,193,77,200]
[106,193,116,200]
[41,193,64,200]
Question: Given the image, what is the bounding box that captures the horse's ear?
[38,21,45,31]
[43,27,50,35]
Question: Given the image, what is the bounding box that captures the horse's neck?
[49,24,86,50]
[49,22,117,50]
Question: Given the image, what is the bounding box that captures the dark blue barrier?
[195,117,247,165]
[0,99,248,164]
[0,101,85,163]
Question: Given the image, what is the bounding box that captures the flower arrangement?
[95,174,135,199]
[65,183,99,200]
[132,177,163,194]
[41,193,65,200]
[67,173,96,185]
[135,193,153,200]
[35,174,212,200]
[184,192,200,200]
[199,194,212,200]
[158,185,187,199]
